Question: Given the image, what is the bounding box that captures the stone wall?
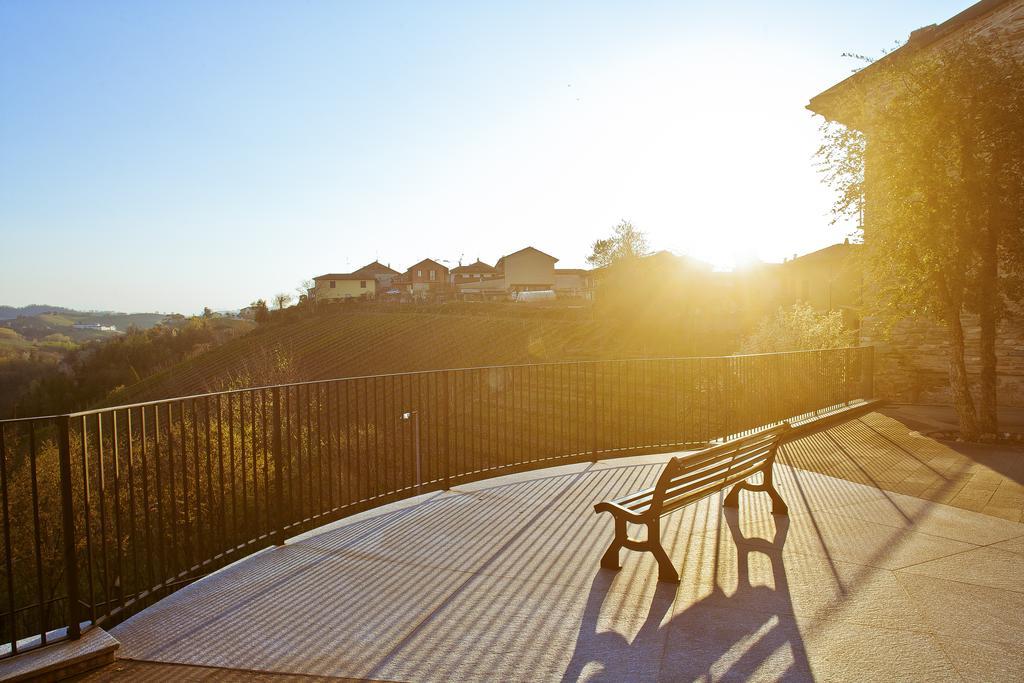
[861,314,1024,407]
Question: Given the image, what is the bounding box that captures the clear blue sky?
[0,0,970,314]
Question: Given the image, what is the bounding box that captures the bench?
[593,422,791,583]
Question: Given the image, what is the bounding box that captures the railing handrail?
[0,346,871,424]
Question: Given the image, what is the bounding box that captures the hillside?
[110,306,732,404]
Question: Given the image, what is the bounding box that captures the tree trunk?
[976,143,1004,436]
[946,312,980,440]
[977,266,998,435]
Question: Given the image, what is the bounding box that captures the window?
[429,270,436,281]
[330,281,336,288]
[417,270,422,277]
[360,280,367,288]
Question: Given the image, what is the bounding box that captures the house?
[394,258,450,298]
[312,272,376,301]
[455,246,560,299]
[353,261,401,289]
[450,259,500,285]
[780,241,862,326]
[495,246,558,293]
[553,269,594,299]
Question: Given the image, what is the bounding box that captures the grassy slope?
[110,308,656,404]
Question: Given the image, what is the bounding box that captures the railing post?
[57,416,81,640]
[271,386,285,545]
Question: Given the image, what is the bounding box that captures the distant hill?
[0,306,170,345]
[0,304,81,320]
[110,305,733,405]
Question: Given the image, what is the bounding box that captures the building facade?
[312,273,376,301]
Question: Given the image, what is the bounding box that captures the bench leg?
[764,473,789,515]
[723,482,744,509]
[600,516,627,570]
[646,519,679,584]
[724,476,789,516]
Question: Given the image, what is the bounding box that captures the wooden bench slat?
[659,446,774,501]
[609,435,780,507]
[602,450,775,518]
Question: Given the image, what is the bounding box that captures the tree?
[251,299,270,324]
[296,279,315,305]
[273,293,293,310]
[202,306,214,319]
[586,220,651,268]
[741,303,854,354]
[816,34,1024,439]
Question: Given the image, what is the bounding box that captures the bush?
[741,303,854,353]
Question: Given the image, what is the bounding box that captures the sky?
[0,0,971,314]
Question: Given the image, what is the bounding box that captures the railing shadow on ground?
[562,508,811,682]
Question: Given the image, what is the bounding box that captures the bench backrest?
[651,423,790,515]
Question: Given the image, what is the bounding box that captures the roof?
[783,242,861,267]
[405,258,448,273]
[495,246,558,269]
[353,261,400,276]
[451,260,497,274]
[554,268,589,275]
[807,0,1015,125]
[313,273,375,281]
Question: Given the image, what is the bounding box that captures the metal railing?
[0,346,872,657]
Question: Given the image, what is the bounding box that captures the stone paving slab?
[104,413,1024,682]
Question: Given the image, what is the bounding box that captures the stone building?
[807,0,1024,406]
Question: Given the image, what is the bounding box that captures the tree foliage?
[251,298,270,324]
[816,33,1024,438]
[741,303,854,354]
[586,220,651,268]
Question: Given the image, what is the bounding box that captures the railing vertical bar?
[216,395,226,554]
[179,402,192,574]
[326,382,336,511]
[271,387,284,543]
[94,414,110,624]
[239,393,249,544]
[165,403,179,576]
[151,407,164,601]
[28,423,46,643]
[385,375,395,495]
[360,378,369,502]
[111,411,125,613]
[328,382,337,510]
[59,417,81,643]
[261,390,271,535]
[343,380,353,505]
[140,405,153,593]
[294,387,301,520]
[317,382,325,510]
[284,387,293,525]
[203,398,213,565]
[0,425,18,653]
[191,399,202,571]
[125,409,140,610]
[227,394,237,548]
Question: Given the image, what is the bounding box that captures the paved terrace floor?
[90,410,1024,682]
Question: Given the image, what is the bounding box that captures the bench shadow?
[563,509,812,682]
